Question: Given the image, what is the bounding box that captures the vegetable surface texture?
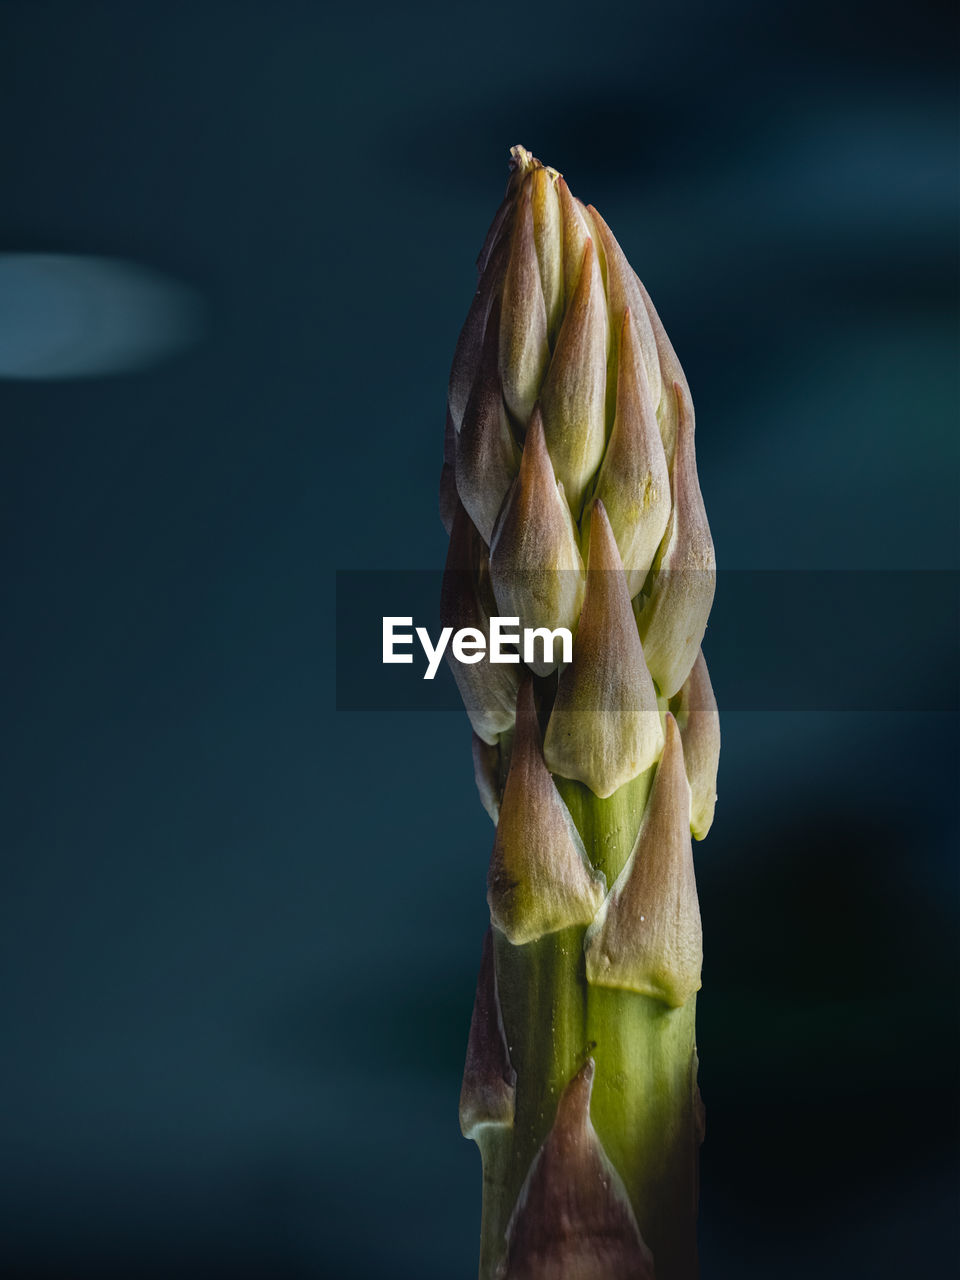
[442,146,719,1280]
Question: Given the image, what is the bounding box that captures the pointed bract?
[473,732,502,825]
[544,501,663,798]
[440,503,521,745]
[531,166,563,342]
[489,407,585,676]
[477,187,516,277]
[634,382,716,699]
[440,407,459,534]
[634,274,691,468]
[557,177,594,307]
[443,405,456,465]
[449,232,511,434]
[439,461,458,535]
[539,239,608,516]
[488,679,606,946]
[670,650,720,840]
[593,310,671,596]
[500,183,550,427]
[460,928,517,1138]
[585,715,702,1007]
[456,299,521,543]
[588,206,662,414]
[499,1060,655,1280]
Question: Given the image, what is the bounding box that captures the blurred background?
[1,1,957,1276]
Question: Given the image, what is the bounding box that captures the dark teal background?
[1,1,957,1276]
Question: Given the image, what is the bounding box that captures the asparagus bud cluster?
[442,147,719,1280]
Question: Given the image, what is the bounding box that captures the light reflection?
[0,253,204,379]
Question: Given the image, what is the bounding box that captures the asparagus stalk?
[442,147,719,1280]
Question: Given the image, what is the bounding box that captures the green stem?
[479,763,702,1279]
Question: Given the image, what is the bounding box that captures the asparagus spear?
[443,146,719,1280]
